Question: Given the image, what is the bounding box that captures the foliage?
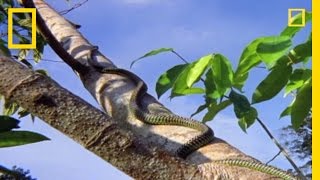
[281,115,311,178]
[132,11,312,132]
[0,165,36,180]
[0,1,50,176]
[1,0,47,120]
[0,115,50,147]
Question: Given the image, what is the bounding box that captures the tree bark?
[1,0,285,179]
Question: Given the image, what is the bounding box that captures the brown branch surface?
[0,56,206,179]
[6,0,287,179]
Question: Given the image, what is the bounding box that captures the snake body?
[99,68,214,159]
[96,67,299,179]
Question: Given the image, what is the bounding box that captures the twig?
[256,117,305,179]
[266,150,281,165]
[171,50,189,64]
[59,0,89,15]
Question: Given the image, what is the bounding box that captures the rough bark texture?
[2,0,286,179]
[0,57,207,179]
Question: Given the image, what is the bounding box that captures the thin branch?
[171,50,189,64]
[266,150,281,165]
[28,58,65,63]
[256,117,305,179]
[59,0,89,15]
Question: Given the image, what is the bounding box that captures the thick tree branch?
[11,0,287,179]
[0,56,210,179]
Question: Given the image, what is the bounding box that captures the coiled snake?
[98,67,214,159]
[90,58,299,179]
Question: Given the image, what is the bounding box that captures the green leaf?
[171,64,204,97]
[233,72,249,91]
[18,109,31,119]
[211,54,234,94]
[204,69,221,100]
[17,18,32,28]
[291,78,311,129]
[190,104,207,118]
[131,48,173,68]
[256,36,292,68]
[3,102,19,116]
[33,33,46,63]
[238,118,248,133]
[0,39,11,57]
[229,90,251,118]
[280,106,291,119]
[289,34,312,64]
[186,54,213,87]
[35,69,49,76]
[156,64,188,99]
[203,100,232,122]
[171,88,205,98]
[17,49,29,61]
[234,38,263,90]
[252,60,292,104]
[238,107,258,132]
[243,107,257,128]
[281,11,312,37]
[285,69,311,96]
[20,59,33,69]
[0,116,20,133]
[0,131,50,148]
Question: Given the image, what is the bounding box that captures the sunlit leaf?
[285,69,311,96]
[281,11,312,37]
[211,54,234,94]
[3,102,19,116]
[156,64,188,98]
[204,69,221,100]
[186,54,213,87]
[17,18,32,28]
[238,118,247,133]
[256,36,292,68]
[234,39,263,90]
[289,34,312,64]
[171,63,204,98]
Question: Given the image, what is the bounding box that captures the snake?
[97,67,214,159]
[88,47,299,179]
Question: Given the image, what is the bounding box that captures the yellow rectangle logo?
[288,8,306,27]
[8,8,36,49]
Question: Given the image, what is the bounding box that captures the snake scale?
[94,67,299,180]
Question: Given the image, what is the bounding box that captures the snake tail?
[214,159,298,180]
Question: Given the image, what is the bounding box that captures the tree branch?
[0,56,206,179]
[11,0,289,179]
